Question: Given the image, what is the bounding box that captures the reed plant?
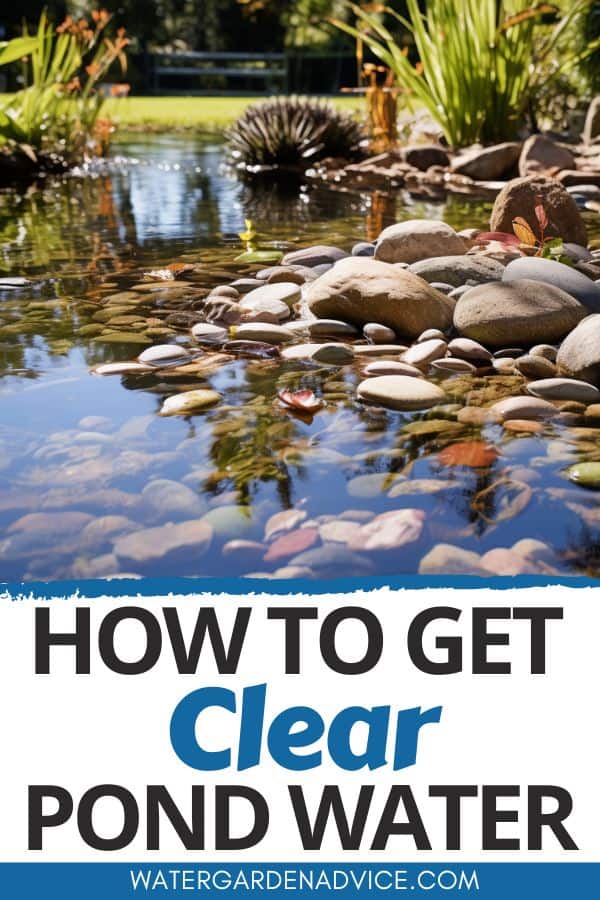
[0,9,129,167]
[331,0,600,147]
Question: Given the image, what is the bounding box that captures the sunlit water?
[0,134,599,583]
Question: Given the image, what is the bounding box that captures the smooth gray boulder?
[557,315,600,386]
[409,255,505,287]
[453,279,587,346]
[503,257,600,312]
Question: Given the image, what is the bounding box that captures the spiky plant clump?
[226,97,366,170]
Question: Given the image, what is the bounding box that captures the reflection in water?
[0,134,599,583]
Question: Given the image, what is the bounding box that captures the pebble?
[418,543,487,575]
[209,285,239,299]
[431,357,476,373]
[281,245,348,267]
[447,337,492,363]
[288,543,374,577]
[567,462,600,489]
[363,322,397,343]
[529,344,558,361]
[202,505,254,538]
[241,281,301,311]
[138,344,191,366]
[234,322,294,344]
[401,338,447,368]
[353,344,408,356]
[307,319,358,337]
[348,509,425,551]
[492,358,517,373]
[114,520,213,569]
[191,322,228,344]
[265,508,307,540]
[357,375,446,411]
[264,527,319,562]
[92,362,153,376]
[347,472,402,498]
[514,355,557,378]
[230,278,262,293]
[311,343,354,364]
[502,419,544,433]
[490,396,558,421]
[141,479,205,518]
[526,378,600,404]
[159,389,221,416]
[318,520,362,543]
[362,360,423,377]
[417,328,446,342]
[493,348,525,359]
[352,241,375,257]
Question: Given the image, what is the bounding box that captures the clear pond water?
[0,134,599,583]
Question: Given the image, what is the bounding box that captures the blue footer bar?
[0,863,598,898]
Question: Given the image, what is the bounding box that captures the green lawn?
[102,95,365,131]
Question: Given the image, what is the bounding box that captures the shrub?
[331,0,600,148]
[0,9,129,170]
[226,96,366,170]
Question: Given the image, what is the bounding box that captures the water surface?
[0,134,598,582]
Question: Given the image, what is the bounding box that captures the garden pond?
[1,133,599,582]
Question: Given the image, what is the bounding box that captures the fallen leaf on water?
[143,262,195,281]
[278,389,323,413]
[438,440,499,468]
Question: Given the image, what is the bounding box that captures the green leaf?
[234,250,284,264]
[0,36,39,67]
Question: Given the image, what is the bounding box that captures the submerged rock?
[348,509,425,551]
[114,520,213,570]
[159,389,221,416]
[138,344,191,366]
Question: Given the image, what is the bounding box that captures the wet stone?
[191,322,229,344]
[234,322,294,344]
[138,344,191,366]
[363,323,397,344]
[357,375,445,411]
[527,378,600,404]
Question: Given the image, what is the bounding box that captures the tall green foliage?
[0,10,129,164]
[331,0,600,147]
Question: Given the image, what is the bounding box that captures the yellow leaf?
[512,217,537,246]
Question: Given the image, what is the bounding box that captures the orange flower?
[86,62,102,77]
[57,15,73,34]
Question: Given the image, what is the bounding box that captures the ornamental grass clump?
[0,9,129,172]
[331,0,600,148]
[226,97,366,171]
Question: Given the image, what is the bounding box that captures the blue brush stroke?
[0,573,597,600]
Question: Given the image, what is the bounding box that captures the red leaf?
[475,231,521,247]
[534,203,549,231]
[438,441,499,468]
[278,389,323,413]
